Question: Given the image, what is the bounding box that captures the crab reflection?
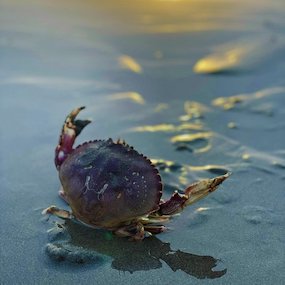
[49,220,227,279]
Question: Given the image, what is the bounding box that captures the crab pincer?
[55,106,92,169]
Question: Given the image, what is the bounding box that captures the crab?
[43,106,230,240]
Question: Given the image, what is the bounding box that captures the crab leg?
[158,173,230,216]
[42,205,73,220]
[55,106,91,169]
[114,222,145,241]
[144,225,167,235]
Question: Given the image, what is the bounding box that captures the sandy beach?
[1,0,285,284]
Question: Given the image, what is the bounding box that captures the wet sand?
[1,0,285,284]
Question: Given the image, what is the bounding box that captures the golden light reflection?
[212,95,246,110]
[158,0,184,2]
[108,0,245,34]
[170,132,212,143]
[193,47,248,74]
[108,92,145,104]
[193,34,285,74]
[151,158,230,187]
[184,101,209,119]
[195,207,210,213]
[193,143,212,154]
[1,0,263,45]
[151,158,229,174]
[179,173,189,186]
[171,132,212,153]
[132,124,176,132]
[118,55,143,74]
[131,122,203,133]
[151,158,176,168]
[227,122,237,129]
[242,153,250,161]
[188,164,228,173]
[212,87,285,110]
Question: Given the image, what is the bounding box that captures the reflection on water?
[193,36,285,74]
[3,0,251,35]
[108,91,145,105]
[171,132,212,150]
[2,0,283,46]
[2,0,285,84]
[118,55,143,74]
[130,122,203,132]
[46,220,227,279]
[129,99,212,153]
[183,101,209,120]
[152,158,229,190]
[212,86,285,110]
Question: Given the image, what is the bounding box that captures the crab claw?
[158,173,231,216]
[65,106,92,137]
[55,106,92,169]
[184,172,231,206]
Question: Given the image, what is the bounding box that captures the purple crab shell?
[59,139,162,228]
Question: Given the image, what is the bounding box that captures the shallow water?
[1,0,285,284]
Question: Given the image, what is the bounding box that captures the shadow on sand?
[46,220,227,279]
